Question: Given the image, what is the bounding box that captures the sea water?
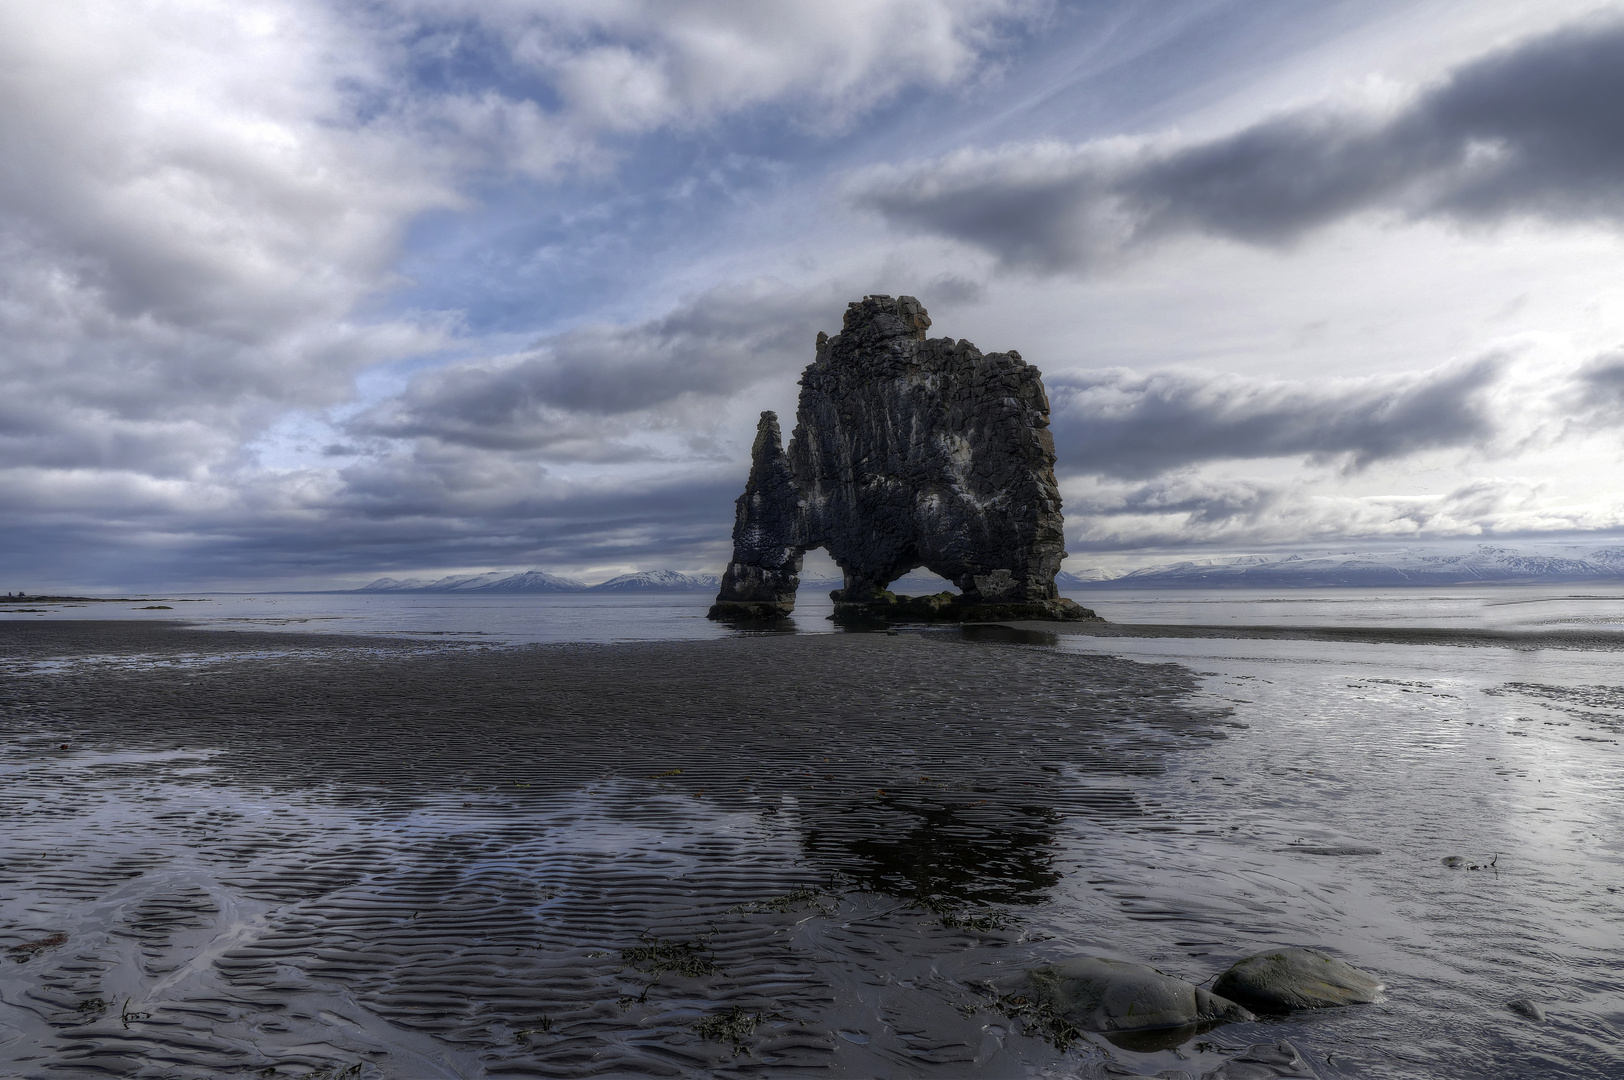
[7,585,1624,640]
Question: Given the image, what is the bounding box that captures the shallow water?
[1039,631,1624,1077]
[1,596,1621,1078]
[0,592,757,645]
[1074,585,1624,630]
[8,582,1624,644]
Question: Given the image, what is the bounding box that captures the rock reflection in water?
[958,624,1061,648]
[1099,1021,1225,1054]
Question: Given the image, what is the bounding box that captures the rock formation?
[709,295,1095,622]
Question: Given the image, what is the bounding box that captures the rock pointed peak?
[750,411,783,459]
[839,294,931,342]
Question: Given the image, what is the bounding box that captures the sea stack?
[710,295,1093,622]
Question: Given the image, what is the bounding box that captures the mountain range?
[357,570,720,593]
[1062,545,1624,588]
[357,545,1624,595]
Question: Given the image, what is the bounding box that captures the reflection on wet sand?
[803,790,1062,914]
[0,622,1225,1078]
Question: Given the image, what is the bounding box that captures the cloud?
[390,0,1040,138]
[0,449,743,589]
[0,0,457,485]
[1066,474,1615,552]
[0,2,1038,586]
[1069,475,1279,528]
[1048,357,1504,479]
[852,15,1624,272]
[9,3,1624,589]
[0,1,1028,473]
[351,281,835,452]
[1573,352,1624,428]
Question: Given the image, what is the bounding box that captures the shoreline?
[9,613,1624,653]
[1007,619,1624,650]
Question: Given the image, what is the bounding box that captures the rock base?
[706,600,795,620]
[831,591,1101,624]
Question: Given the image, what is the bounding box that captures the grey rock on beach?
[1212,947,1383,1013]
[1506,997,1546,1022]
[710,295,1094,622]
[1026,956,1254,1034]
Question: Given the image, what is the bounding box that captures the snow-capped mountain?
[1055,568,1117,586]
[355,544,1624,594]
[357,570,587,593]
[357,568,722,593]
[474,571,591,592]
[1590,547,1624,570]
[1066,545,1624,588]
[585,570,720,592]
[797,575,846,592]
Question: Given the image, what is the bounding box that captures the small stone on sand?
[1506,998,1546,1022]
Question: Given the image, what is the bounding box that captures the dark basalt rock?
[709,295,1099,623]
[709,412,805,619]
[828,590,1095,624]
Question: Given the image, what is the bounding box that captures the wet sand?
[1,621,1229,1079]
[4,619,1620,1079]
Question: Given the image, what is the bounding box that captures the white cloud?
[0,0,1037,473]
[0,1,1043,584]
[0,0,459,491]
[1065,472,1624,552]
[400,0,1041,134]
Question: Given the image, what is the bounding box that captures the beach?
[1,610,1621,1078]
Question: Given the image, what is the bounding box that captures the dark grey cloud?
[1063,475,1562,552]
[854,16,1624,271]
[351,283,833,452]
[1069,475,1278,527]
[0,449,744,590]
[1573,352,1624,427]
[1049,357,1502,479]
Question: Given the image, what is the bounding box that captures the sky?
[6,0,1624,590]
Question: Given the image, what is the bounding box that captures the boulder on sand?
[1213,947,1383,1013]
[1026,956,1253,1034]
[1506,997,1546,1022]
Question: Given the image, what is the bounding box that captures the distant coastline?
[355,569,723,594]
[352,544,1624,595]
